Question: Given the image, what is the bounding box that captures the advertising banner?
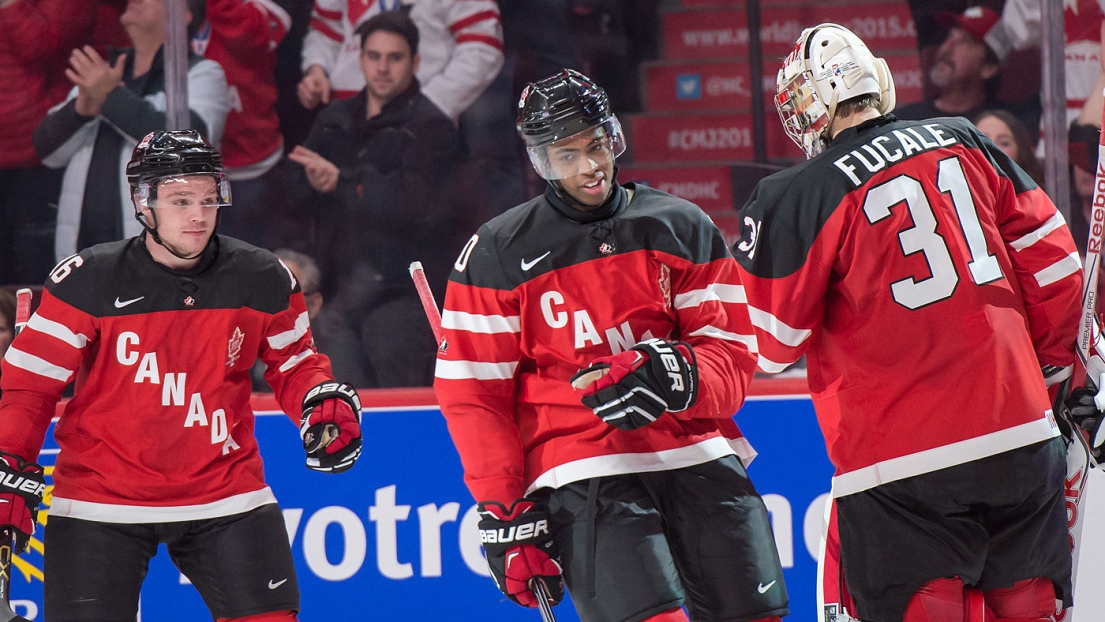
[11,382,1103,621]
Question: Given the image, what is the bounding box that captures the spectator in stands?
[32,0,229,265]
[297,0,502,123]
[0,1,96,286]
[191,0,299,250]
[972,108,1045,185]
[906,0,1003,100]
[298,0,522,216]
[1001,0,1103,128]
[286,10,463,388]
[895,7,1036,131]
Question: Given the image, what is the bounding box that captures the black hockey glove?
[570,338,698,430]
[1064,387,1105,459]
[477,498,563,609]
[0,451,45,553]
[300,382,362,473]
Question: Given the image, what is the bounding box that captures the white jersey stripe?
[3,346,74,382]
[1009,211,1066,251]
[50,488,278,523]
[757,355,793,374]
[526,435,757,495]
[686,325,757,352]
[1035,252,1082,288]
[748,306,811,348]
[27,314,89,348]
[674,283,747,308]
[442,309,520,334]
[435,359,517,380]
[832,416,1060,497]
[277,348,313,373]
[268,312,310,350]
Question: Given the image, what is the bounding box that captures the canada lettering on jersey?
[116,331,242,455]
[833,123,958,187]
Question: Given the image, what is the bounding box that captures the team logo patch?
[184,296,196,307]
[227,327,244,368]
[599,242,615,254]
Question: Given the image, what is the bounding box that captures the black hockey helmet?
[517,69,625,180]
[127,129,231,212]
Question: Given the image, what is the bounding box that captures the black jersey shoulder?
[46,236,295,317]
[733,115,1033,279]
[453,183,729,291]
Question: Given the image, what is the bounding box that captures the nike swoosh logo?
[268,578,288,589]
[520,251,551,271]
[757,580,776,594]
[114,296,145,308]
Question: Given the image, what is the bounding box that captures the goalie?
[733,23,1083,622]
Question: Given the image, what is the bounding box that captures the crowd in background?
[0,0,1101,390]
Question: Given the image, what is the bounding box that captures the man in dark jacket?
[287,9,463,388]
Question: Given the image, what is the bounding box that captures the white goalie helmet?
[775,23,896,158]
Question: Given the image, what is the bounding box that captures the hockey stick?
[407,265,557,619]
[530,577,558,622]
[1051,88,1105,620]
[408,261,443,346]
[0,289,34,622]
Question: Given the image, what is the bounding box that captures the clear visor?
[134,173,232,211]
[775,70,830,158]
[526,118,626,180]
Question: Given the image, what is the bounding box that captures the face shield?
[775,68,831,159]
[133,172,232,212]
[526,117,626,181]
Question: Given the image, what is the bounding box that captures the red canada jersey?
[733,115,1081,497]
[434,184,759,505]
[0,235,334,522]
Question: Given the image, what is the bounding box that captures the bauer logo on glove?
[300,381,363,473]
[570,338,698,430]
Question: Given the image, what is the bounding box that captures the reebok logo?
[268,578,288,590]
[114,296,144,308]
[757,580,776,594]
[520,251,551,271]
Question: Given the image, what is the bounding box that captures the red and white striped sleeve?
[0,289,96,462]
[301,0,345,73]
[995,182,1082,376]
[433,232,525,505]
[669,246,759,420]
[421,0,504,120]
[259,289,335,423]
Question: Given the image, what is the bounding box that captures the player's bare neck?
[830,108,882,140]
[145,235,201,271]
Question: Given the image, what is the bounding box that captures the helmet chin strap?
[136,209,210,262]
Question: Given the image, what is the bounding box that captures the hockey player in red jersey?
[0,130,362,621]
[734,23,1082,622]
[433,69,788,622]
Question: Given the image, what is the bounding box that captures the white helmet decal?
[775,23,896,158]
